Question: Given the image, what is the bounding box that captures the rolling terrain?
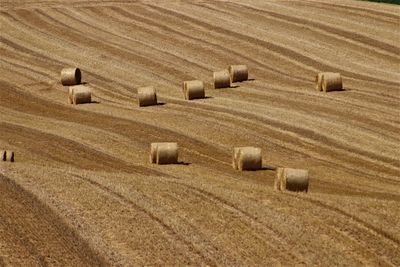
[1,0,400,266]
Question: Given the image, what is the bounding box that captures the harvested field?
[0,0,399,266]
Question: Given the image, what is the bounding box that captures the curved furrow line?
[0,81,230,166]
[166,101,400,184]
[104,6,309,83]
[290,1,399,29]
[8,8,179,81]
[159,180,305,264]
[246,81,400,120]
[248,1,400,55]
[0,122,166,177]
[288,193,400,246]
[0,58,54,82]
[1,53,54,81]
[283,194,400,265]
[310,0,400,20]
[47,7,211,75]
[223,85,400,139]
[108,4,400,97]
[1,10,174,87]
[274,193,396,266]
[163,96,400,173]
[200,1,400,62]
[69,173,218,267]
[247,83,400,125]
[0,174,109,267]
[145,3,400,88]
[165,172,398,266]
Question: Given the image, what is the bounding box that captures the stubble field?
[1,0,400,266]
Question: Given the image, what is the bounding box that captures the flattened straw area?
[138,86,157,107]
[183,80,205,100]
[61,67,81,86]
[229,65,248,83]
[214,70,231,89]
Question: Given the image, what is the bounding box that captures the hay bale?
[229,65,248,83]
[5,151,14,162]
[237,147,262,171]
[61,67,81,86]
[232,147,246,170]
[149,143,163,164]
[138,86,157,107]
[281,168,309,192]
[322,72,342,92]
[315,73,325,91]
[70,85,91,105]
[183,80,205,100]
[274,168,284,191]
[213,70,231,89]
[68,87,74,104]
[1,150,6,161]
[150,142,178,164]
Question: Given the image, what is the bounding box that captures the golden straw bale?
[322,73,342,92]
[61,67,81,86]
[138,86,157,107]
[232,147,247,170]
[68,87,74,104]
[1,150,6,161]
[183,80,205,100]
[151,143,179,165]
[237,147,262,171]
[70,85,91,105]
[229,65,248,83]
[274,168,284,191]
[149,143,163,164]
[315,73,325,91]
[281,168,309,192]
[213,70,231,89]
[5,151,14,162]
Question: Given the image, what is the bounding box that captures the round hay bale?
[149,143,163,164]
[71,85,91,105]
[229,65,248,83]
[322,73,342,92]
[274,167,284,191]
[232,147,246,170]
[282,168,309,192]
[213,70,230,89]
[138,86,157,107]
[315,73,325,91]
[5,151,14,162]
[61,67,81,86]
[156,143,178,164]
[1,150,6,161]
[238,147,262,171]
[68,87,74,104]
[183,80,205,100]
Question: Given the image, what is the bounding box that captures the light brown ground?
[0,0,399,266]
